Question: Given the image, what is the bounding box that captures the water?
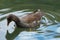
[0,8,60,40]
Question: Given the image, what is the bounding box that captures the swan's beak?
[7,21,10,26]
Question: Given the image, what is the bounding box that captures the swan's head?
[7,14,19,26]
[7,14,14,26]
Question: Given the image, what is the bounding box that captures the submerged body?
[7,9,44,28]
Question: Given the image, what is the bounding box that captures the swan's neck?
[14,18,23,27]
[11,15,30,28]
[14,17,28,28]
[11,15,22,27]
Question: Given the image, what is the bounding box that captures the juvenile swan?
[7,9,44,28]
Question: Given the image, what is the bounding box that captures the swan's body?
[7,9,44,28]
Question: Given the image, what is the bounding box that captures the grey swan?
[7,9,44,28]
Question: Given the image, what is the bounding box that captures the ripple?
[0,9,60,40]
[0,8,11,12]
[14,31,46,40]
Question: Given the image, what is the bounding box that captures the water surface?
[0,8,60,40]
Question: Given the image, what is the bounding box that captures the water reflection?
[7,21,15,34]
[0,19,7,40]
[14,31,46,40]
[0,8,11,12]
[0,8,60,40]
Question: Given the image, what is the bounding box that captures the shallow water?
[0,8,60,40]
